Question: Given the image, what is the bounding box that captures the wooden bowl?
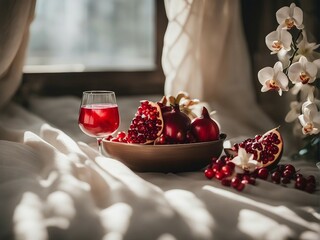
[101,134,226,172]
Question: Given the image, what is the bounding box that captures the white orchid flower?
[276,3,304,30]
[231,148,262,173]
[290,81,315,97]
[258,61,289,96]
[288,56,318,85]
[265,28,292,54]
[295,30,320,62]
[285,101,302,123]
[298,100,320,135]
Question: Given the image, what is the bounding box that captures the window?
[25,0,156,72]
[22,0,167,96]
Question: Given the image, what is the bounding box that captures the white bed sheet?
[0,95,319,240]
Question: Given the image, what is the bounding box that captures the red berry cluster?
[271,164,316,193]
[204,155,317,193]
[106,131,128,143]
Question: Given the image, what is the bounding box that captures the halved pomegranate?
[225,128,283,170]
[126,100,163,144]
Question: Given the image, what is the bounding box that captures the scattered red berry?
[258,168,269,180]
[271,171,281,184]
[204,154,317,194]
[204,168,214,179]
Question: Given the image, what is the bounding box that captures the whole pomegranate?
[162,105,191,143]
[191,106,220,142]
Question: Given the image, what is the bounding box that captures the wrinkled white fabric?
[0,96,319,240]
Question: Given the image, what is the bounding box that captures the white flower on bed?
[231,147,263,173]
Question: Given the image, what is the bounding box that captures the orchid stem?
[285,30,302,75]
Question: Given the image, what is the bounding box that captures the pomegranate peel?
[162,104,191,144]
[225,128,283,170]
[190,106,220,142]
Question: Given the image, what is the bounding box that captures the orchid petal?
[281,30,292,51]
[258,67,273,85]
[288,62,303,84]
[292,5,303,28]
[276,71,289,90]
[276,6,290,25]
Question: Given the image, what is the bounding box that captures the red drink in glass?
[78,103,120,137]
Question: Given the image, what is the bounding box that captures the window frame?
[21,0,167,97]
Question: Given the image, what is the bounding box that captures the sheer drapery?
[161,0,275,138]
[0,0,36,109]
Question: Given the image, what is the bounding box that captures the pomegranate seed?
[295,176,307,190]
[258,168,269,180]
[236,183,245,191]
[204,168,214,179]
[221,165,232,177]
[282,169,293,179]
[255,134,262,140]
[212,164,221,173]
[215,171,225,180]
[285,164,296,173]
[271,171,281,184]
[231,177,241,188]
[239,142,245,148]
[307,175,316,184]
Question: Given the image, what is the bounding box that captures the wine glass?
[78,90,120,152]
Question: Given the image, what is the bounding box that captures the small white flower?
[288,56,318,85]
[298,100,320,135]
[265,28,292,54]
[231,148,262,173]
[258,61,289,96]
[285,101,302,123]
[295,30,320,62]
[276,3,304,29]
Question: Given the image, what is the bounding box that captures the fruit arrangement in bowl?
[102,93,226,172]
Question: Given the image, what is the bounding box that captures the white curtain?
[0,0,36,109]
[162,0,275,138]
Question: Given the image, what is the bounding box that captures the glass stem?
[97,137,103,153]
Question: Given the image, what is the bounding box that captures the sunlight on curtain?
[161,0,275,138]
